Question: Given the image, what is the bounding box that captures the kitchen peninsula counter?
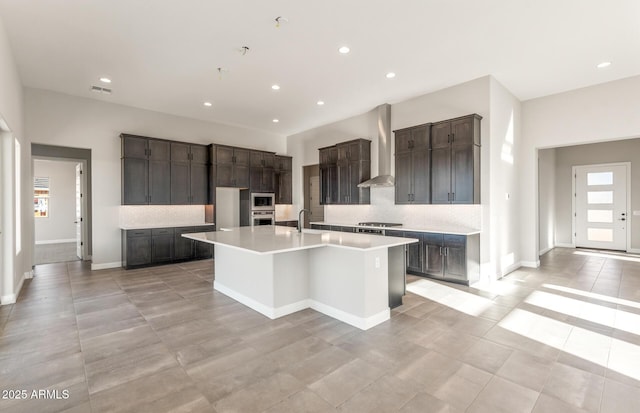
[184,226,418,330]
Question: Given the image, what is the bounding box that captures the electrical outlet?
[375,257,380,268]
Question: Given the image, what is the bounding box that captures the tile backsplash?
[324,187,481,229]
[120,205,206,227]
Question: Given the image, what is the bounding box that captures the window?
[34,176,50,218]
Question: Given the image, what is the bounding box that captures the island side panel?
[272,250,310,316]
[308,246,390,329]
[214,245,310,319]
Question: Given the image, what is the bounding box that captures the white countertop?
[310,221,480,236]
[183,225,418,255]
[120,222,215,230]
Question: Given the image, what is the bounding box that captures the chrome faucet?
[297,209,311,233]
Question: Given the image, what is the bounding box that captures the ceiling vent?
[90,85,112,94]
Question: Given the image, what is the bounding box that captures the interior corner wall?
[553,139,640,250]
[34,160,78,242]
[24,88,286,269]
[489,77,522,276]
[0,13,26,304]
[538,148,556,253]
[521,75,640,264]
[286,109,376,218]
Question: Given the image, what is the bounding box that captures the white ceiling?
[1,0,639,136]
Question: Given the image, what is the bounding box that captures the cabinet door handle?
[445,247,449,256]
[439,247,442,255]
[447,134,451,144]
[447,192,451,201]
[451,192,455,202]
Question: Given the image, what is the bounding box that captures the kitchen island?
[183,226,418,330]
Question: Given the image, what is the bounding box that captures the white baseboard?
[214,281,390,330]
[501,261,522,276]
[555,243,575,248]
[0,294,16,305]
[1,271,30,305]
[628,248,640,254]
[539,246,554,255]
[90,262,121,271]
[35,238,77,245]
[214,281,308,319]
[520,260,540,268]
[309,300,390,330]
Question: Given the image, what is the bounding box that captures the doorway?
[573,163,630,251]
[31,144,92,264]
[33,159,86,264]
[303,165,323,228]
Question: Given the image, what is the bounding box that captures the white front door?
[574,164,628,251]
[75,163,83,259]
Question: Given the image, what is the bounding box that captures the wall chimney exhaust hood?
[358,103,394,188]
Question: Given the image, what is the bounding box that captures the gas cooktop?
[357,222,403,227]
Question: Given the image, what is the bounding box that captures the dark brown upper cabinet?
[431,114,481,204]
[170,142,210,205]
[121,134,210,206]
[394,124,431,204]
[121,135,171,205]
[319,139,370,205]
[319,146,339,205]
[249,150,276,193]
[215,145,250,188]
[274,155,292,204]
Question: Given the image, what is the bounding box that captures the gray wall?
[554,138,640,249]
[34,160,78,242]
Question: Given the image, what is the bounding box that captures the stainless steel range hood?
[358,103,394,187]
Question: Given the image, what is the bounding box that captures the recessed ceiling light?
[272,119,279,123]
[386,72,396,79]
[597,61,611,69]
[203,102,212,107]
[99,77,111,84]
[271,84,280,90]
[317,100,325,106]
[338,46,350,54]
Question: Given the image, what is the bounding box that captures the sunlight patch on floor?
[407,279,493,316]
[542,283,640,310]
[499,308,640,381]
[573,250,640,263]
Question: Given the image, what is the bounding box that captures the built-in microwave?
[251,193,275,211]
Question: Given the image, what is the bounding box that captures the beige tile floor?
[1,247,639,412]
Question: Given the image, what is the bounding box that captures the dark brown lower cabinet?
[385,230,479,285]
[151,228,174,264]
[421,232,479,284]
[122,225,214,269]
[122,229,152,267]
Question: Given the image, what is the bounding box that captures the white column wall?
[488,78,523,276]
